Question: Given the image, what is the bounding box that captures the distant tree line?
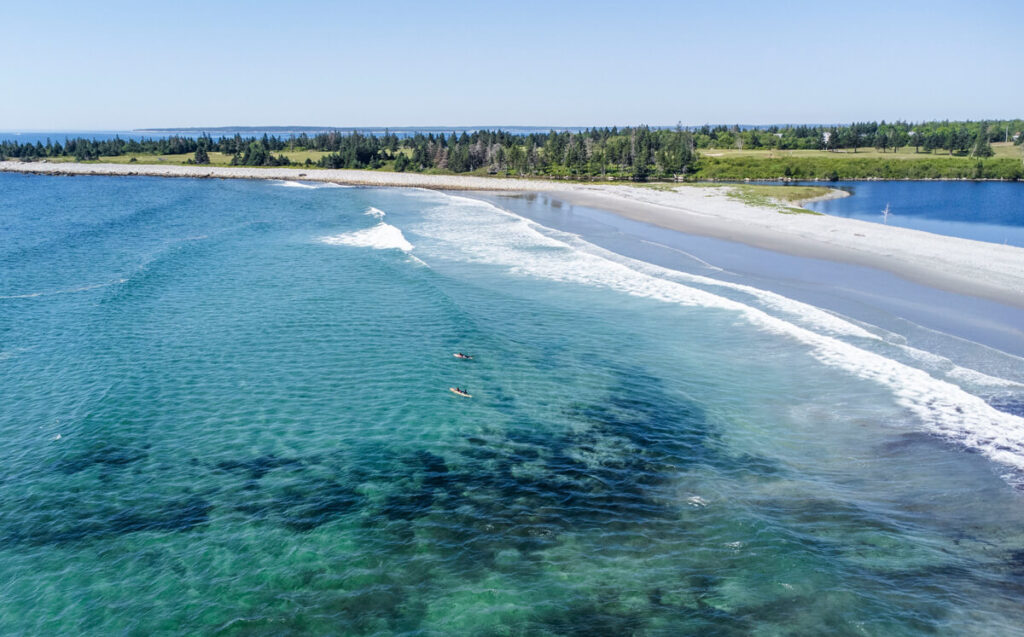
[2,120,1021,179]
[696,120,1024,157]
[378,126,697,180]
[0,127,698,180]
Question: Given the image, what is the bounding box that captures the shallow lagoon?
[801,180,1024,247]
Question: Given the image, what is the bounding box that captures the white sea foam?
[946,366,1024,389]
[886,341,1023,388]
[320,222,414,252]
[273,180,350,189]
[365,207,386,219]
[412,191,1024,478]
[582,237,881,341]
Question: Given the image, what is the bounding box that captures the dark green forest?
[0,127,699,180]
[2,120,1021,181]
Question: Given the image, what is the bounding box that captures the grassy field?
[692,145,1024,181]
[700,142,1021,160]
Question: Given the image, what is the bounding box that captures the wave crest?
[319,223,414,252]
[410,190,1024,481]
[273,180,350,189]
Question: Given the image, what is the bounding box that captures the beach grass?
[728,184,834,203]
[642,183,830,212]
[718,185,826,213]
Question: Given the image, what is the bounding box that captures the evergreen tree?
[194,147,210,165]
[873,129,888,153]
[971,123,994,158]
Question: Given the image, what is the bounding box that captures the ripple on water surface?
[2,175,1024,635]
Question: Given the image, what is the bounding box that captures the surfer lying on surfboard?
[453,353,473,360]
[449,387,472,397]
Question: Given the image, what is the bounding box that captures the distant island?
[3,120,1023,181]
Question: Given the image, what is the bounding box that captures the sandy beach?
[547,186,1024,309]
[3,160,1021,308]
[0,160,566,191]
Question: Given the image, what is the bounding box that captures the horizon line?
[4,118,1021,136]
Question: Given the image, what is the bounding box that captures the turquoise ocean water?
[2,174,1024,635]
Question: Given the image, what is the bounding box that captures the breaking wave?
[410,191,1024,481]
[273,180,350,189]
[319,222,414,253]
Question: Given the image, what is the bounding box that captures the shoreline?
[3,160,1021,309]
[541,187,1024,310]
[4,160,1021,184]
[0,160,573,192]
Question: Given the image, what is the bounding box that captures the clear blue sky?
[2,0,1021,130]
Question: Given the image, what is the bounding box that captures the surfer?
[453,353,473,360]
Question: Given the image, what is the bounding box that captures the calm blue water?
[800,181,1024,247]
[3,173,1024,634]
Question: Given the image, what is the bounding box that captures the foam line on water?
[433,192,1023,384]
[638,238,725,272]
[423,192,879,340]
[365,207,386,219]
[894,342,1024,388]
[593,237,879,341]
[319,222,414,252]
[896,322,1024,383]
[413,191,1024,480]
[571,236,1022,389]
[0,279,129,300]
[273,180,350,189]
